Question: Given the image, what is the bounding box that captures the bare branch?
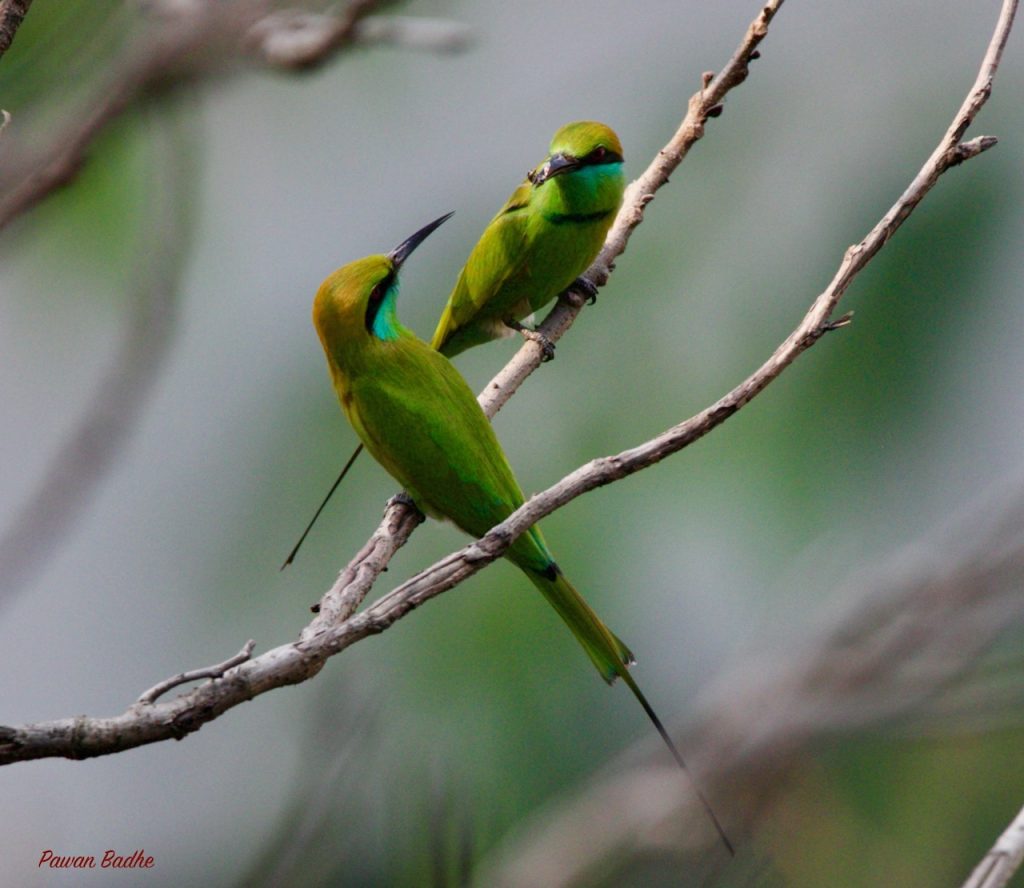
[137,640,256,704]
[0,638,326,762]
[248,9,474,65]
[244,0,378,70]
[962,803,1024,888]
[0,0,32,62]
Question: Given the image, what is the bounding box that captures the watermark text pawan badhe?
[39,849,154,870]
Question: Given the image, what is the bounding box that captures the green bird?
[281,122,624,567]
[431,120,625,358]
[311,214,732,854]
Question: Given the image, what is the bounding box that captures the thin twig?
[354,15,473,54]
[137,640,256,704]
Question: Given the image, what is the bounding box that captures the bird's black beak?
[530,152,580,186]
[388,211,454,269]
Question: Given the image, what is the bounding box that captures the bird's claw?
[388,491,416,510]
[536,336,556,362]
[505,319,556,362]
[571,276,600,305]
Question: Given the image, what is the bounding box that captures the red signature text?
[38,849,155,869]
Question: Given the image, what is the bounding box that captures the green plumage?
[313,240,632,682]
[431,121,625,357]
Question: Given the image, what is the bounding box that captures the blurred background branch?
[353,14,472,54]
[0,0,470,230]
[0,106,194,601]
[249,5,472,67]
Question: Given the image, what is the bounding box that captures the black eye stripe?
[582,146,623,166]
[364,272,395,333]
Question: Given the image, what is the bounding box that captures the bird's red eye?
[583,144,621,166]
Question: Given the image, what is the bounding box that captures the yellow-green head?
[314,212,453,357]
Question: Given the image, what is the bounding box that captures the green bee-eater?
[314,212,631,684]
[430,121,625,358]
[311,214,732,853]
[281,122,625,567]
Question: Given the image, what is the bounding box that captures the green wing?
[430,181,533,355]
[351,337,529,542]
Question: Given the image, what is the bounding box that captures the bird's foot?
[505,319,555,361]
[388,491,416,510]
[570,275,600,305]
[386,491,424,529]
